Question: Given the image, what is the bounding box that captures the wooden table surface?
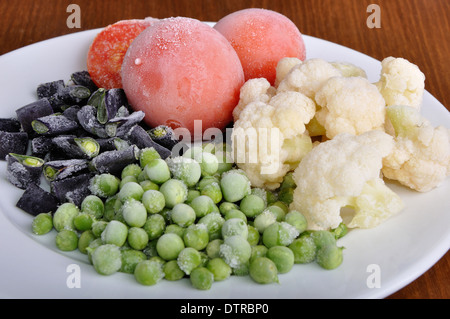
[0,0,448,299]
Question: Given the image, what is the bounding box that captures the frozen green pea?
[73,212,96,231]
[182,146,203,159]
[183,224,209,251]
[266,246,295,274]
[140,179,159,191]
[198,212,225,241]
[253,210,277,234]
[134,260,164,285]
[197,175,219,190]
[128,227,149,250]
[159,179,188,208]
[171,203,196,227]
[177,247,202,275]
[207,257,232,281]
[330,223,348,239]
[31,213,53,235]
[215,151,233,174]
[270,201,289,213]
[89,173,120,198]
[103,196,118,221]
[219,202,239,215]
[265,205,286,222]
[148,256,166,267]
[186,189,200,203]
[166,156,201,187]
[190,267,214,290]
[144,159,171,184]
[250,188,268,206]
[163,260,185,281]
[80,195,104,219]
[120,175,138,188]
[86,238,103,264]
[224,209,247,222]
[78,230,96,254]
[164,224,186,238]
[120,249,147,274]
[221,218,248,240]
[200,182,222,204]
[156,233,185,260]
[53,202,79,232]
[189,195,216,218]
[118,181,144,203]
[143,214,166,240]
[101,220,128,247]
[139,147,161,168]
[91,220,108,237]
[219,235,252,269]
[250,245,268,262]
[247,225,260,246]
[232,262,250,276]
[55,229,78,251]
[316,244,344,270]
[195,152,219,176]
[284,210,307,234]
[206,239,224,259]
[249,257,279,284]
[311,230,337,249]
[240,194,265,218]
[121,163,142,179]
[92,244,122,275]
[220,169,251,202]
[122,199,147,228]
[262,222,299,248]
[288,235,317,264]
[141,189,165,214]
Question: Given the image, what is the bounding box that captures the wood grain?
[0,0,449,299]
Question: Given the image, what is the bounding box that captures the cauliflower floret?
[232,91,315,190]
[274,57,302,87]
[315,76,386,139]
[290,130,404,230]
[331,61,368,78]
[382,105,450,192]
[375,57,425,109]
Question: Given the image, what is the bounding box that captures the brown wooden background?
[0,0,449,299]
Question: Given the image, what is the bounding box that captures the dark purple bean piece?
[52,135,99,159]
[77,105,108,138]
[43,159,90,181]
[0,131,28,160]
[31,114,79,136]
[148,125,180,150]
[96,137,130,152]
[105,111,145,137]
[50,173,93,206]
[16,184,59,216]
[97,88,128,124]
[31,136,54,157]
[0,118,21,132]
[62,105,81,123]
[57,85,91,105]
[36,80,65,99]
[15,98,54,133]
[126,125,171,159]
[71,71,98,92]
[90,145,139,176]
[6,154,44,189]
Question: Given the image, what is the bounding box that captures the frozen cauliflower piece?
[233,78,276,121]
[232,91,315,190]
[375,57,425,109]
[315,76,386,139]
[290,130,404,230]
[382,105,450,192]
[274,57,302,87]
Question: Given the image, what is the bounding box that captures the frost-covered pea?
[224,209,247,222]
[143,214,166,240]
[253,209,277,233]
[200,182,222,204]
[120,249,147,274]
[139,147,161,168]
[262,222,299,248]
[182,146,203,159]
[288,235,317,264]
[163,260,185,281]
[166,156,201,187]
[53,202,80,232]
[91,244,122,276]
[171,203,196,227]
[239,194,265,218]
[121,163,142,179]
[219,201,239,215]
[55,229,78,251]
[164,224,186,238]
[31,213,53,235]
[120,175,138,188]
[118,181,144,203]
[311,230,337,249]
[101,220,128,247]
[122,199,147,228]
[140,179,159,192]
[219,235,252,269]
[89,173,120,198]
[91,220,108,237]
[190,267,214,290]
[266,246,295,274]
[206,239,224,259]
[177,247,203,275]
[81,195,104,219]
[284,210,307,233]
[73,212,96,231]
[183,224,209,251]
[265,205,286,222]
[221,218,248,239]
[189,195,217,218]
[78,230,96,254]
[195,152,219,176]
[316,244,344,270]
[144,158,171,184]
[127,227,149,250]
[159,179,188,208]
[249,257,279,284]
[156,233,185,260]
[134,260,165,285]
[247,225,260,246]
[219,169,251,202]
[198,212,225,241]
[186,189,201,203]
[141,189,165,214]
[250,245,268,262]
[207,257,232,281]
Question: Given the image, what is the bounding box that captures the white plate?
[0,25,449,299]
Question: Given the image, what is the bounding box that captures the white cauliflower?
[274,57,302,87]
[290,130,404,230]
[231,91,315,190]
[382,105,450,192]
[375,57,425,109]
[314,76,386,139]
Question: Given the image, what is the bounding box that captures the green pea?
[200,182,222,204]
[330,223,348,239]
[73,212,96,231]
[139,147,161,168]
[128,227,149,251]
[53,202,79,232]
[185,189,201,204]
[266,246,295,274]
[288,235,317,264]
[101,220,128,247]
[183,224,209,251]
[91,220,108,237]
[143,214,166,240]
[278,187,294,205]
[86,238,103,264]
[177,247,202,275]
[284,210,308,234]
[144,159,171,184]
[120,249,147,274]
[121,163,142,179]
[316,244,344,270]
[249,257,279,284]
[311,230,337,249]
[164,224,186,238]
[215,151,233,174]
[134,260,165,285]
[207,258,232,281]
[166,156,201,187]
[55,229,78,251]
[120,175,138,188]
[253,210,277,234]
[89,173,120,198]
[190,267,214,290]
[163,260,185,281]
[171,203,196,227]
[78,230,96,254]
[224,209,247,222]
[195,152,219,177]
[92,244,122,275]
[206,239,224,259]
[250,245,268,262]
[247,225,260,246]
[222,218,248,240]
[189,195,216,218]
[159,179,188,208]
[31,213,53,235]
[219,202,239,215]
[220,169,251,202]
[219,235,252,269]
[118,181,144,203]
[143,239,158,258]
[197,212,225,241]
[155,233,185,261]
[140,180,159,192]
[265,205,286,222]
[103,196,118,221]
[141,189,165,214]
[232,262,250,276]
[122,199,147,228]
[262,222,299,248]
[240,194,265,218]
